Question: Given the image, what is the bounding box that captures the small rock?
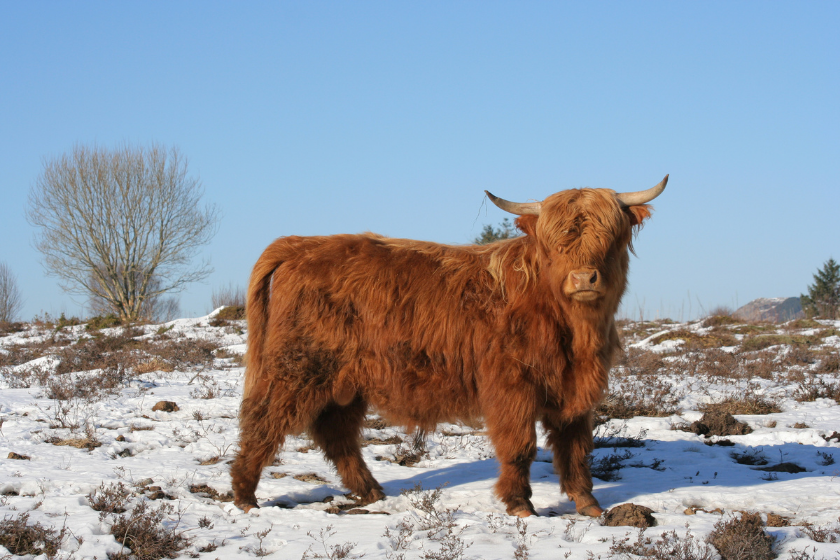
[603,503,656,528]
[152,401,179,412]
[115,435,126,442]
[7,452,30,460]
[325,506,341,514]
[135,478,154,488]
[346,508,369,515]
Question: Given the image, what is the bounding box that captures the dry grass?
[700,395,782,416]
[108,502,191,560]
[609,526,717,560]
[0,512,66,558]
[597,378,681,419]
[707,512,776,560]
[648,329,738,350]
[87,482,133,516]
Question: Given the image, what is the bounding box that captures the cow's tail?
[243,241,285,401]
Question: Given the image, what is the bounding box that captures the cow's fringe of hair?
[474,235,538,299]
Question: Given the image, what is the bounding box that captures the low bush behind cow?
[231,176,668,518]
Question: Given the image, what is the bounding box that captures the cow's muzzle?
[564,269,604,301]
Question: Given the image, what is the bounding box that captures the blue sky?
[1,2,838,321]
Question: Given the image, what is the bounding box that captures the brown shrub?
[609,526,717,560]
[815,352,840,374]
[785,319,821,330]
[0,321,25,335]
[597,376,681,420]
[85,314,123,331]
[151,338,218,371]
[211,305,245,324]
[700,394,782,416]
[685,349,743,379]
[46,368,127,401]
[108,502,190,560]
[88,482,132,515]
[1,362,52,388]
[0,512,66,558]
[704,308,739,327]
[798,522,840,543]
[794,377,840,403]
[55,333,142,375]
[707,512,776,560]
[780,345,819,367]
[618,348,665,376]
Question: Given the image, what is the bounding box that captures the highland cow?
[231,176,668,517]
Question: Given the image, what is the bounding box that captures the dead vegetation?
[108,502,191,560]
[609,526,717,560]
[0,512,67,558]
[706,512,776,560]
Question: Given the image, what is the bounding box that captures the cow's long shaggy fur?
[231,188,653,516]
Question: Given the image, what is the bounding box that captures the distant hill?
[733,297,804,323]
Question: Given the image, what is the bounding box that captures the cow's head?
[486,176,667,307]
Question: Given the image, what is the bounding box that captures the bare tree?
[0,262,24,323]
[27,143,219,322]
[87,271,181,323]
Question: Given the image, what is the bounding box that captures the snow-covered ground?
[1,311,839,559]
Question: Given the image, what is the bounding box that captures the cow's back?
[250,233,506,428]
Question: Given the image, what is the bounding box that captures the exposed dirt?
[603,503,656,528]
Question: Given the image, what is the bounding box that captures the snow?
[1,315,840,559]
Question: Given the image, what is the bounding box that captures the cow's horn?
[615,175,669,207]
[485,191,542,216]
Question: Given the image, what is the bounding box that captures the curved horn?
[484,190,542,216]
[615,175,669,207]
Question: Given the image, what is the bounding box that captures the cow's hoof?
[355,488,386,505]
[577,504,604,517]
[235,501,259,513]
[506,499,537,518]
[511,507,535,518]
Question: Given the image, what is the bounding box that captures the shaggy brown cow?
[231,175,668,517]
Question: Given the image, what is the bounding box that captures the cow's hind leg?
[231,386,290,512]
[309,396,385,505]
[486,410,538,517]
[542,412,603,517]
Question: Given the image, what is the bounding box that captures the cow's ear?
[626,204,652,227]
[514,215,537,237]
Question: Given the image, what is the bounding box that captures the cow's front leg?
[542,411,602,517]
[486,409,537,517]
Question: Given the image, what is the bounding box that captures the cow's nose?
[570,269,601,290]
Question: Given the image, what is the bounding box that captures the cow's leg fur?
[542,412,603,517]
[231,389,290,512]
[309,396,385,505]
[232,376,334,512]
[486,412,538,517]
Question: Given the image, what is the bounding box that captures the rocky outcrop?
[733,297,803,323]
